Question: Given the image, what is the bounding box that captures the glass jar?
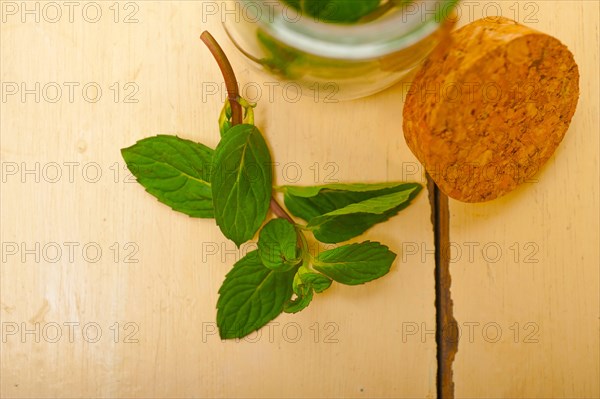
[223,0,459,100]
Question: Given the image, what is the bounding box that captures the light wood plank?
[0,2,436,398]
[449,1,600,398]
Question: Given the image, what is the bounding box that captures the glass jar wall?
[223,0,459,100]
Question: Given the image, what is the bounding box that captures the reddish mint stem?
[270,197,295,224]
[200,31,243,125]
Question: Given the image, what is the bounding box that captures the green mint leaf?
[258,218,301,271]
[285,270,313,314]
[217,250,295,339]
[282,182,412,199]
[309,189,417,221]
[302,0,381,23]
[281,182,422,243]
[284,267,331,314]
[280,0,301,9]
[284,286,313,314]
[313,241,396,285]
[291,268,304,296]
[292,266,332,295]
[120,135,214,218]
[300,271,332,293]
[212,124,273,246]
[293,266,332,294]
[281,182,420,221]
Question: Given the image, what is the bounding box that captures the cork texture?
[403,17,580,202]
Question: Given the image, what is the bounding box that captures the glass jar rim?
[240,0,459,60]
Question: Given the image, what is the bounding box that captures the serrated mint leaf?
[313,241,396,285]
[121,135,214,218]
[281,182,421,243]
[212,124,273,246]
[217,250,295,339]
[258,218,301,271]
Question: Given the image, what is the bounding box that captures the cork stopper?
[403,17,580,202]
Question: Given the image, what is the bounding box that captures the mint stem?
[200,31,243,125]
[271,197,295,224]
[201,30,295,224]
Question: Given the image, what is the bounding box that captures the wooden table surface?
[1,1,598,398]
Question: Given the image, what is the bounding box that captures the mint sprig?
[120,31,422,339]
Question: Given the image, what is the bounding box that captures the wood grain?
[449,1,600,398]
[0,2,436,398]
[1,1,597,398]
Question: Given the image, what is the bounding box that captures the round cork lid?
[403,17,580,203]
